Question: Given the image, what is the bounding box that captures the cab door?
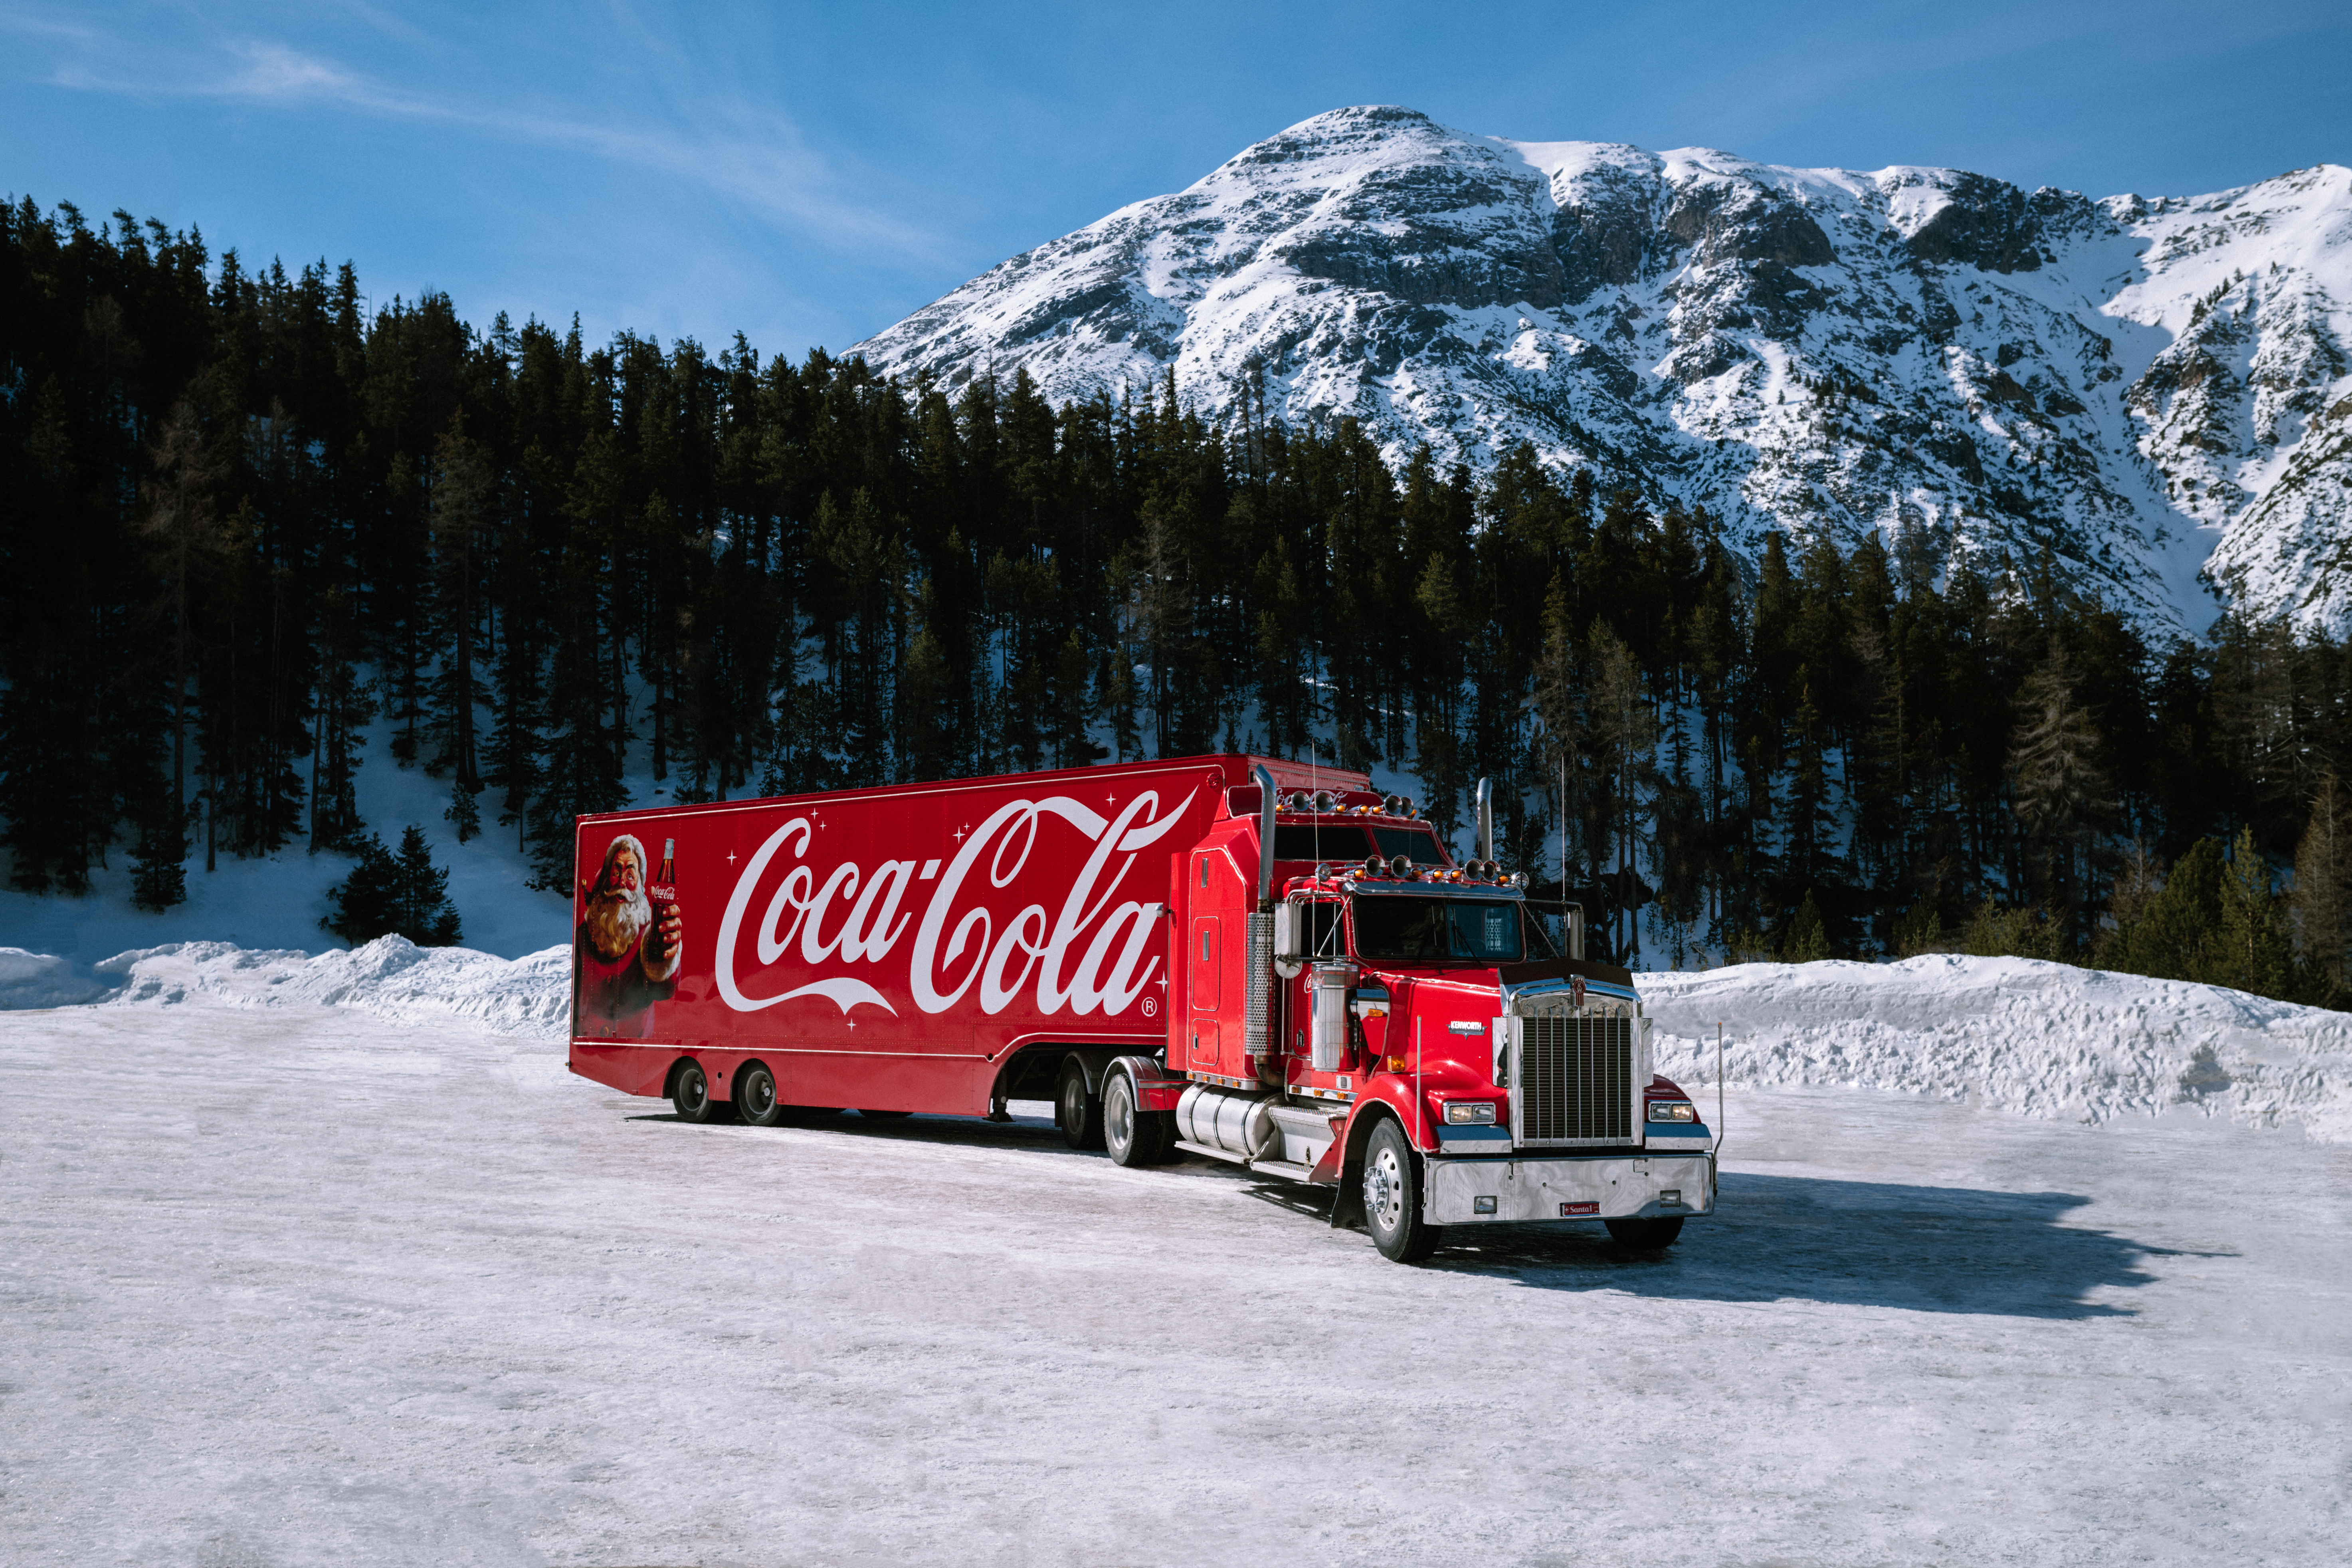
[1187,849,1245,1075]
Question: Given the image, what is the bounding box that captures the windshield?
[1300,899,1345,959]
[1350,897,1526,962]
[1369,826,1449,867]
[1523,909,1563,960]
[1273,824,1372,862]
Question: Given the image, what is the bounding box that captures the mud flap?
[1328,1164,1365,1228]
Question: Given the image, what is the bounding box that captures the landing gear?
[1362,1119,1442,1263]
[1103,1069,1172,1166]
[1057,1060,1105,1150]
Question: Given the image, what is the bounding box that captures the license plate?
[1560,1201,1599,1216]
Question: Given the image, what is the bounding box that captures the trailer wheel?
[670,1061,721,1124]
[1362,1119,1442,1263]
[1057,1059,1105,1150]
[1604,1216,1685,1251]
[734,1063,783,1128]
[1103,1070,1170,1167]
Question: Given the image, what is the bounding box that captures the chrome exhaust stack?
[1475,776,1493,863]
[1247,764,1278,1077]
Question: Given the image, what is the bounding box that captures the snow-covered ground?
[2,946,2347,1561]
[2,982,2345,1565]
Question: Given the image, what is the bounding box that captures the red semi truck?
[566,753,1715,1261]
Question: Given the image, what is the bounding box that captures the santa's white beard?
[584,887,651,962]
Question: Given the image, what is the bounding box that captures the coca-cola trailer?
[567,754,1715,1261]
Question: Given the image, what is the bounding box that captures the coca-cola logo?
[714,790,1192,1018]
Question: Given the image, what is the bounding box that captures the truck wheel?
[734,1063,782,1127]
[1363,1119,1442,1263]
[671,1061,721,1124]
[1103,1070,1170,1167]
[1057,1059,1105,1150]
[1604,1216,1685,1251]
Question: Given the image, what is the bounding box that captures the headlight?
[1444,1101,1497,1125]
[1646,1100,1698,1123]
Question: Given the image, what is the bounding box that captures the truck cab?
[1142,777,1715,1262]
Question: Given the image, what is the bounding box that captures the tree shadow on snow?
[1419,1172,2211,1319]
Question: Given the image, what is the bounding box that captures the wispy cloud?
[218,40,368,101]
[25,20,940,260]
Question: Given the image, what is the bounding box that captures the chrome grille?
[1516,1013,1635,1145]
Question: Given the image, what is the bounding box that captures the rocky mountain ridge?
[854,106,2352,634]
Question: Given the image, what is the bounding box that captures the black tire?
[1103,1070,1171,1167]
[671,1061,721,1124]
[856,1109,913,1120]
[1057,1059,1105,1150]
[1604,1216,1686,1251]
[1362,1119,1442,1263]
[733,1063,782,1127]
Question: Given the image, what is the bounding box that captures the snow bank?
[1644,954,2352,1142]
[89,938,572,1039]
[12,940,2350,1141]
[0,946,114,1008]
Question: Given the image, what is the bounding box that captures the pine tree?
[444,778,482,843]
[321,833,400,944]
[1047,628,1103,770]
[321,825,461,946]
[2209,825,2291,998]
[1412,553,1467,843]
[425,423,492,807]
[2100,838,2224,980]
[128,808,189,912]
[2008,641,2110,927]
[2290,771,2350,999]
[136,399,225,849]
[392,824,463,945]
[1784,890,1831,962]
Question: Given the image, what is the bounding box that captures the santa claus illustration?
[575,832,684,1036]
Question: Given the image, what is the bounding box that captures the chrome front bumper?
[1424,1152,1715,1224]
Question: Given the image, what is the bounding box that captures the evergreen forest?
[4,200,2347,1004]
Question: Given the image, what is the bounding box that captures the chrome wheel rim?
[1365,1145,1403,1229]
[1105,1080,1133,1151]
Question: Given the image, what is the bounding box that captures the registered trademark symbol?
[1142,998,1156,1017]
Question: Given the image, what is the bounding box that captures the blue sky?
[5,1,2346,361]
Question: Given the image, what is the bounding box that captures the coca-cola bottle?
[648,838,679,967]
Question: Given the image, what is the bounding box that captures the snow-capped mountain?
[854,106,2352,634]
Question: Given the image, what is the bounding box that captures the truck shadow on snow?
[628,1112,2201,1320]
[1416,1172,2206,1319]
